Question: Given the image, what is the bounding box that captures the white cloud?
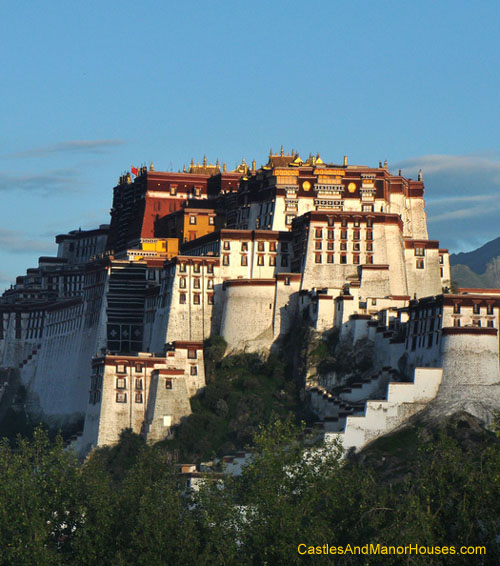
[0,169,80,194]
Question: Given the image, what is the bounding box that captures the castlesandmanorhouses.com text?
[297,543,486,556]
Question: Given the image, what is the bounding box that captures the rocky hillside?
[450,236,500,288]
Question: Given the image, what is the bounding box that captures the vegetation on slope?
[1,417,500,565]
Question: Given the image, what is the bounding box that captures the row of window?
[189,215,215,225]
[453,319,495,328]
[315,242,374,251]
[314,253,374,265]
[179,293,214,304]
[453,304,495,315]
[179,263,214,273]
[180,277,214,289]
[223,241,288,252]
[222,254,289,267]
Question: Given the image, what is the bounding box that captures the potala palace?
[1,149,499,456]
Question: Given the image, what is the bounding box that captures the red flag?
[131,166,138,176]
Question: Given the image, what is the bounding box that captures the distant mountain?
[450,236,500,289]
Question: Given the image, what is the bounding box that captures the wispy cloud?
[0,169,80,194]
[7,139,126,159]
[393,152,500,252]
[0,229,55,255]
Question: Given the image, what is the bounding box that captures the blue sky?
[2,0,500,291]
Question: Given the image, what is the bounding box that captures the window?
[327,229,334,240]
[241,255,248,266]
[366,255,373,264]
[363,205,374,212]
[340,255,347,264]
[284,276,291,285]
[207,279,214,289]
[223,255,230,266]
[427,334,433,348]
[371,298,377,306]
[473,319,482,327]
[257,241,265,252]
[116,392,127,403]
[353,230,360,240]
[269,256,276,266]
[353,243,360,251]
[440,268,444,277]
[180,277,186,289]
[453,303,461,314]
[416,259,424,269]
[179,293,186,304]
[488,320,494,328]
[223,241,230,250]
[281,242,289,252]
[193,263,200,273]
[327,253,334,264]
[473,304,481,315]
[341,218,348,227]
[207,264,214,274]
[340,242,347,251]
[286,215,295,225]
[180,263,186,273]
[188,349,197,359]
[135,364,143,373]
[315,228,323,238]
[257,255,264,266]
[366,231,373,241]
[315,253,322,263]
[366,243,373,251]
[269,241,277,252]
[327,217,334,227]
[190,366,198,376]
[353,254,360,264]
[116,378,126,389]
[415,247,425,256]
[193,294,200,305]
[165,379,172,389]
[207,294,214,305]
[116,364,126,374]
[170,186,177,195]
[281,255,288,267]
[135,378,143,390]
[327,241,334,250]
[135,392,143,403]
[148,270,156,280]
[315,240,322,250]
[487,304,494,315]
[241,242,248,251]
[193,278,200,289]
[439,255,444,264]
[189,216,197,225]
[341,230,347,240]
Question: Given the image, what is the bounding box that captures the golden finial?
[418,169,423,181]
[252,159,256,171]
[384,159,388,169]
[242,156,246,164]
[343,155,348,166]
[191,157,194,166]
[223,163,227,172]
[203,155,207,166]
[216,158,219,168]
[183,164,187,173]
[280,145,284,157]
[269,147,273,157]
[149,162,155,171]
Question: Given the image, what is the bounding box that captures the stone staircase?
[309,367,443,452]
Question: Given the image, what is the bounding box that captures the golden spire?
[252,159,256,172]
[216,158,219,168]
[223,163,227,172]
[203,155,207,166]
[191,157,194,166]
[149,162,155,171]
[343,155,348,166]
[280,145,284,157]
[269,147,273,157]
